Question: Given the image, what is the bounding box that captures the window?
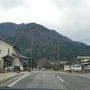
[16,50,17,54]
[0,49,1,54]
[8,48,10,54]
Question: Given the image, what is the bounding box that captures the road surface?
[0,70,90,90]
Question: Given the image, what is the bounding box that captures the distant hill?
[0,22,24,38]
[0,22,90,62]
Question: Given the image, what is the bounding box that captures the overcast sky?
[0,0,90,45]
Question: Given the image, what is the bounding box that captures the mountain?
[0,22,90,62]
[0,22,24,38]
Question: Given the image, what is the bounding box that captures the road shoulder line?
[60,72,90,79]
[56,76,64,83]
[8,73,29,87]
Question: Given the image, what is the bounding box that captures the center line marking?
[57,76,64,83]
[8,74,29,87]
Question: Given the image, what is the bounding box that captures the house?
[77,56,90,63]
[64,65,71,72]
[77,56,90,65]
[0,38,25,71]
[77,56,90,62]
[17,54,29,70]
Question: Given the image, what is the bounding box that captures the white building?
[77,56,90,63]
[0,38,24,70]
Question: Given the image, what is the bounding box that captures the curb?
[0,73,24,84]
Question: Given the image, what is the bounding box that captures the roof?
[18,54,29,59]
[77,56,90,59]
[2,55,14,60]
[12,54,28,64]
[0,37,19,50]
[82,62,90,65]
[59,61,67,64]
[12,53,29,61]
[12,53,22,61]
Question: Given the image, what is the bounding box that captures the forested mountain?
[0,22,90,62]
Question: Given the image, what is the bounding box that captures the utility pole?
[31,49,33,70]
[58,45,60,61]
[54,42,56,61]
[30,31,33,70]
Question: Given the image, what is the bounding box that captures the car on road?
[41,68,46,71]
[71,64,82,72]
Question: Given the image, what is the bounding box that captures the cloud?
[0,0,26,10]
[0,0,90,44]
[49,0,82,8]
[48,0,90,45]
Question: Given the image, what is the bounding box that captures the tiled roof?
[0,37,19,50]
[77,56,90,59]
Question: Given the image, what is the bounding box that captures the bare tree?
[37,58,49,69]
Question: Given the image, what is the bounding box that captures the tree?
[37,58,49,69]
[28,58,37,68]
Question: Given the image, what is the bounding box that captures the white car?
[64,65,71,71]
[5,66,14,71]
[72,64,82,72]
[85,65,90,71]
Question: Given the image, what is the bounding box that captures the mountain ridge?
[0,22,90,62]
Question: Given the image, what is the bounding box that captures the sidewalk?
[0,72,24,84]
[0,71,39,84]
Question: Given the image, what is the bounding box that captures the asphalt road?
[0,71,90,90]
[10,71,67,90]
[56,72,90,90]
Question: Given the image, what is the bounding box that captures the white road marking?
[8,74,29,87]
[60,72,90,79]
[57,76,64,83]
[74,74,90,79]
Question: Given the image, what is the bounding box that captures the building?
[17,54,29,70]
[0,38,24,71]
[77,56,90,63]
[77,56,90,65]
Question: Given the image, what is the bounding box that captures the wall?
[0,40,17,68]
[12,56,23,70]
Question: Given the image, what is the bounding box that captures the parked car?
[5,66,14,71]
[85,65,90,72]
[64,65,71,72]
[72,64,82,72]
